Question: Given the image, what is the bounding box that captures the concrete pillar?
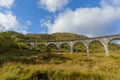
[86,46,90,57]
[70,42,74,53]
[57,48,60,53]
[44,42,47,47]
[70,45,73,53]
[102,43,109,56]
[83,41,90,57]
[104,44,109,56]
[100,38,110,56]
[56,44,60,53]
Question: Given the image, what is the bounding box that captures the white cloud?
[39,19,51,33]
[42,0,120,37]
[0,12,18,30]
[0,0,29,34]
[0,12,28,34]
[38,0,69,12]
[0,0,14,9]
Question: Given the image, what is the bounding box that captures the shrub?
[0,32,18,52]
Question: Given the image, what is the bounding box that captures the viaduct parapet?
[45,34,120,57]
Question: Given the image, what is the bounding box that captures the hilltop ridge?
[0,31,88,42]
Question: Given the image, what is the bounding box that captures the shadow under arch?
[59,43,71,52]
[108,38,120,54]
[89,40,105,55]
[47,44,58,52]
[73,42,86,53]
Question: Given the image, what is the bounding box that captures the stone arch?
[89,40,105,55]
[59,43,71,52]
[108,38,120,53]
[46,43,58,52]
[110,38,120,41]
[73,42,86,53]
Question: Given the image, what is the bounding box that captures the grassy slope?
[0,31,87,42]
[0,50,120,80]
[0,31,120,80]
[25,32,88,42]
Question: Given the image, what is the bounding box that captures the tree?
[0,32,18,52]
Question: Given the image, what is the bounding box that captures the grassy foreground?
[0,50,120,80]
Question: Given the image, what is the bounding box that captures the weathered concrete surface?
[45,34,120,56]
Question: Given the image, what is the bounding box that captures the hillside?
[0,31,120,80]
[1,31,88,42]
[25,32,88,42]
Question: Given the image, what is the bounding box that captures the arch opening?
[47,44,58,52]
[109,39,120,54]
[59,43,70,52]
[89,40,105,55]
[73,42,86,53]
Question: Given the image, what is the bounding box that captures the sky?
[0,0,120,37]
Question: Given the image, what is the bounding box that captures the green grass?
[0,50,120,80]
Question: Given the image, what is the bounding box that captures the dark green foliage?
[74,42,86,52]
[31,71,49,80]
[25,32,88,42]
[47,44,57,52]
[35,42,46,52]
[109,42,120,51]
[18,42,29,49]
[0,32,19,52]
[89,41,105,53]
[24,33,87,42]
[51,32,88,41]
[25,34,55,42]
[59,43,70,52]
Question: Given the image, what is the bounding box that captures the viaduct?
[45,34,120,57]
